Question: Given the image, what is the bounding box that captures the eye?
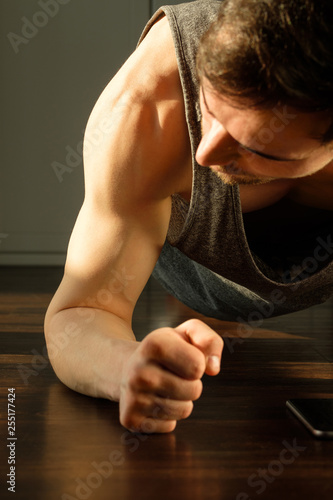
[238,144,257,158]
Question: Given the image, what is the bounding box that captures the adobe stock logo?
[7,0,71,54]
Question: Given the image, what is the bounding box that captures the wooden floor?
[0,266,333,500]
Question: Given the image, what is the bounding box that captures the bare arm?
[44,17,223,433]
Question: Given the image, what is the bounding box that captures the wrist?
[100,338,139,402]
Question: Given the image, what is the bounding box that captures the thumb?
[174,319,223,376]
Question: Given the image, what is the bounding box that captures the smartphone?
[286,398,333,439]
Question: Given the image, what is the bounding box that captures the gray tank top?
[139,0,333,315]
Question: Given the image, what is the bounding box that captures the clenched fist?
[119,319,223,433]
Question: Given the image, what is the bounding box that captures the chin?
[211,168,273,186]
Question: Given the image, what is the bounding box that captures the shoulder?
[83,15,191,211]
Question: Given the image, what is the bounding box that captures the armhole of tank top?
[160,6,201,247]
[136,6,198,246]
[230,184,269,278]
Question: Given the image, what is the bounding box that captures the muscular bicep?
[52,194,171,324]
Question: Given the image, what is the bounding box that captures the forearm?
[44,307,138,401]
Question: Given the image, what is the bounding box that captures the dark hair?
[197,0,333,142]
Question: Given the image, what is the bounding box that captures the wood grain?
[0,266,332,500]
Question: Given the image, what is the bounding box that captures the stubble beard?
[209,162,275,186]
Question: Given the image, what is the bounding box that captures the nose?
[195,120,239,167]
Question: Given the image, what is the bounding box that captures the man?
[44,0,333,433]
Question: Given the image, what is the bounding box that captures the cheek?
[238,150,322,179]
[276,155,333,179]
[248,162,321,180]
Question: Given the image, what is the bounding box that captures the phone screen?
[286,398,333,439]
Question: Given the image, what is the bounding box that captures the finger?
[138,394,194,422]
[140,329,206,380]
[174,319,223,376]
[127,393,193,423]
[128,417,177,434]
[132,363,203,401]
[120,394,192,434]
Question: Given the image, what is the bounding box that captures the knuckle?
[127,366,141,391]
[120,412,141,432]
[184,318,203,330]
[189,353,206,379]
[141,331,165,359]
[119,398,137,429]
[127,364,155,394]
[119,394,148,431]
[136,368,159,392]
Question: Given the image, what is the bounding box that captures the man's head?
[195,0,333,184]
